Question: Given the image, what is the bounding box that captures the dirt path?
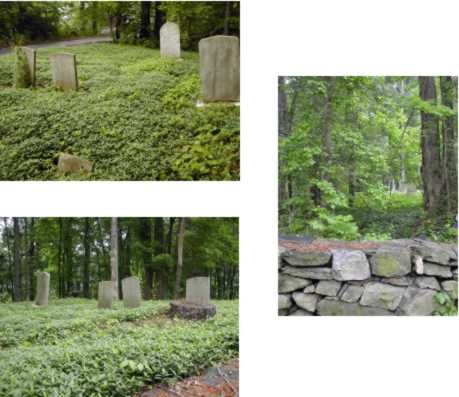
[0,35,112,56]
[137,359,239,397]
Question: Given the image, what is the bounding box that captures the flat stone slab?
[360,282,405,311]
[160,22,180,58]
[292,292,319,312]
[98,281,113,309]
[370,246,411,277]
[282,251,331,267]
[317,298,393,316]
[331,249,370,281]
[315,280,342,296]
[423,263,453,278]
[169,301,216,320]
[34,271,50,306]
[57,153,93,174]
[398,287,439,315]
[49,53,78,90]
[15,46,36,88]
[278,274,312,293]
[339,285,364,303]
[186,277,210,305]
[282,266,333,280]
[122,276,141,308]
[278,294,292,310]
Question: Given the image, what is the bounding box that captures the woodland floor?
[0,43,239,181]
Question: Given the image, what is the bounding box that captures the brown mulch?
[279,238,381,253]
[137,359,239,397]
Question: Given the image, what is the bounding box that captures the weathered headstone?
[186,276,210,305]
[34,272,50,306]
[199,35,239,102]
[15,47,36,88]
[160,22,181,58]
[49,53,78,90]
[57,153,93,174]
[121,276,141,308]
[98,281,113,309]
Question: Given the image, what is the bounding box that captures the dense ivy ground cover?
[0,44,239,180]
[0,298,239,397]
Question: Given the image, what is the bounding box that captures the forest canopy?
[279,76,458,242]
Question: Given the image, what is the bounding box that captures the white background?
[2,0,459,396]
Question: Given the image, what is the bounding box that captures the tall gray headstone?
[185,277,210,305]
[199,35,240,102]
[15,47,36,88]
[122,276,141,308]
[34,272,50,306]
[49,53,78,90]
[98,281,113,309]
[160,22,181,58]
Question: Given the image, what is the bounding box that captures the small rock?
[415,276,441,291]
[398,287,439,316]
[360,282,405,311]
[441,280,458,300]
[423,263,453,278]
[57,153,93,174]
[278,294,292,310]
[413,255,424,275]
[315,280,342,297]
[370,246,411,277]
[292,292,319,312]
[278,274,312,293]
[303,285,315,294]
[282,266,334,280]
[383,276,414,287]
[282,251,331,267]
[278,246,287,270]
[332,249,371,281]
[339,285,364,303]
[317,299,393,316]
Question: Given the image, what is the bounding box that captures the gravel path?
[0,35,112,56]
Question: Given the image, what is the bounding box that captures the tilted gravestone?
[199,35,240,102]
[49,53,78,90]
[160,22,181,58]
[97,281,113,309]
[170,276,216,320]
[122,276,141,308]
[34,272,50,306]
[15,47,36,88]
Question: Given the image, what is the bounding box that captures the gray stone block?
[339,285,364,303]
[49,53,78,90]
[34,272,50,306]
[122,276,141,308]
[57,153,93,174]
[423,263,453,278]
[186,277,210,305]
[317,298,393,316]
[398,287,439,315]
[160,22,181,58]
[282,266,333,280]
[415,276,441,291]
[98,281,113,309]
[199,35,239,102]
[278,294,292,310]
[360,282,405,311]
[282,251,331,267]
[278,274,312,293]
[441,280,458,300]
[292,292,319,312]
[370,246,411,277]
[332,249,370,281]
[315,280,342,296]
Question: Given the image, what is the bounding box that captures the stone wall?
[278,239,458,316]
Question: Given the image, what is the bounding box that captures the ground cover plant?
[0,299,239,397]
[0,43,240,180]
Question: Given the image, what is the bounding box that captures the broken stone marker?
[170,277,216,320]
[121,276,141,308]
[34,272,50,306]
[15,47,36,88]
[49,53,78,90]
[98,281,113,309]
[57,153,93,174]
[199,35,239,102]
[160,22,181,58]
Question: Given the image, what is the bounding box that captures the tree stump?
[170,301,216,320]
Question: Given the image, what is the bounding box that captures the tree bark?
[13,217,21,302]
[418,77,443,216]
[223,2,230,35]
[110,217,119,299]
[139,218,153,299]
[83,218,91,298]
[139,1,151,39]
[174,217,186,299]
[153,2,164,46]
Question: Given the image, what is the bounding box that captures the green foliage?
[0,299,238,397]
[434,291,458,316]
[14,47,31,88]
[307,209,360,240]
[0,44,239,180]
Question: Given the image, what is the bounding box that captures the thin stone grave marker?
[35,271,50,306]
[160,22,181,58]
[15,47,36,88]
[49,53,78,90]
[98,281,113,309]
[122,276,141,308]
[186,276,211,305]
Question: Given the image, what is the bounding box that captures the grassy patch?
[0,298,238,397]
[0,43,239,180]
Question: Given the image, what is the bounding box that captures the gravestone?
[121,276,141,308]
[170,276,216,320]
[57,153,93,174]
[15,47,36,88]
[160,22,181,58]
[34,272,50,306]
[406,183,417,195]
[49,53,78,90]
[98,281,113,309]
[186,276,210,305]
[199,35,240,102]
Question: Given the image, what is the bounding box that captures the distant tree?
[110,217,119,299]
[13,218,21,302]
[174,217,186,298]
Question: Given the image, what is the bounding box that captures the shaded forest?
[0,217,239,302]
[279,76,457,241]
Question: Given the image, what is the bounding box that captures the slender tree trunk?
[153,2,164,45]
[153,218,165,298]
[322,77,336,183]
[418,77,443,216]
[57,218,63,298]
[167,217,175,254]
[110,217,119,299]
[13,218,21,302]
[139,218,153,299]
[223,2,230,34]
[139,1,151,39]
[28,218,36,301]
[174,218,186,299]
[83,218,91,298]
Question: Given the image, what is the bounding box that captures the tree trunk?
[83,218,91,298]
[174,217,186,299]
[139,1,151,39]
[3,218,13,300]
[153,218,166,298]
[139,218,153,299]
[110,217,119,299]
[13,218,21,302]
[418,77,443,216]
[153,2,164,46]
[322,77,336,183]
[27,218,36,301]
[440,76,457,215]
[223,2,230,35]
